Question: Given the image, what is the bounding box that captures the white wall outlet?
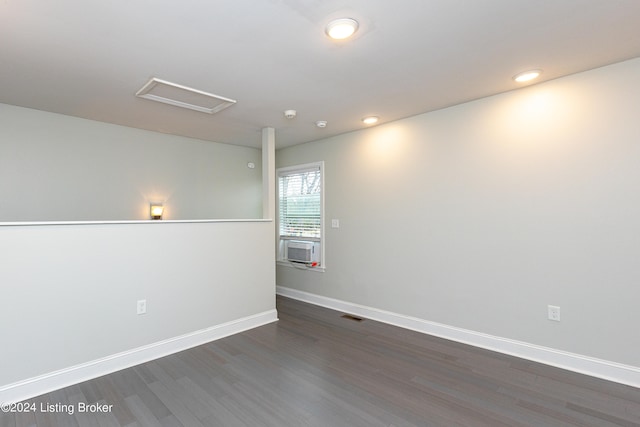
[137,299,147,315]
[547,305,560,321]
[331,219,340,228]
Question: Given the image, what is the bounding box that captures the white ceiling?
[2,0,640,149]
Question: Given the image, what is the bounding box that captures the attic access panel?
[135,77,236,114]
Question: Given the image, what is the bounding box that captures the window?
[277,162,324,269]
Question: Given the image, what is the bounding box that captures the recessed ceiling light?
[362,116,379,125]
[316,120,328,128]
[325,18,359,40]
[513,69,543,83]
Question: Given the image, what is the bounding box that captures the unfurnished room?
[1,1,640,426]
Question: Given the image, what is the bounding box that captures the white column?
[261,127,276,220]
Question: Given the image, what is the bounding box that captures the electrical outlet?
[137,299,147,315]
[547,305,560,322]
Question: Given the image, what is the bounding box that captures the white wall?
[0,106,276,402]
[0,104,262,221]
[0,220,275,391]
[276,58,640,368]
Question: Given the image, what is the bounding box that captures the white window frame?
[276,161,325,272]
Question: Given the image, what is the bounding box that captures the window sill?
[276,261,325,273]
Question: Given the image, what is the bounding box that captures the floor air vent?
[341,314,364,322]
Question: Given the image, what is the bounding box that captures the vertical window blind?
[278,166,321,239]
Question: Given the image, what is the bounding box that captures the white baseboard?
[276,286,640,388]
[0,310,278,404]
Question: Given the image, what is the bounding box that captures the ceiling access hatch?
[135,77,236,114]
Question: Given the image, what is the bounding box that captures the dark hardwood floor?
[2,296,639,426]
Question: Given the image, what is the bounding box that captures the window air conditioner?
[287,241,314,263]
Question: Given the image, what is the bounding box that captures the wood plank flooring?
[2,296,639,426]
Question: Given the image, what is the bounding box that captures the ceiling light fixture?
[513,69,543,83]
[325,18,359,40]
[362,116,379,125]
[316,120,327,128]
